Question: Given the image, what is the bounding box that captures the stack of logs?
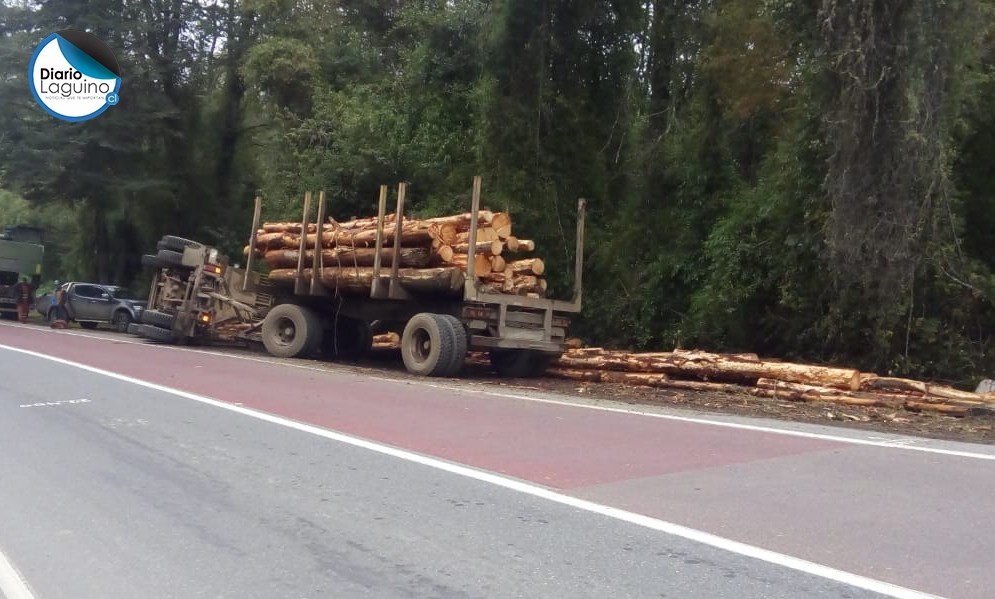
[245,210,547,297]
[547,348,995,417]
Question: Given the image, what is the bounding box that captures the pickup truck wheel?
[139,323,176,343]
[439,315,468,376]
[142,309,175,329]
[262,304,323,358]
[158,235,204,252]
[489,349,553,378]
[401,313,455,377]
[79,322,98,330]
[323,317,373,361]
[112,311,132,333]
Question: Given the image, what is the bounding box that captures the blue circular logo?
[29,30,121,122]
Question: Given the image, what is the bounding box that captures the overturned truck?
[130,177,585,377]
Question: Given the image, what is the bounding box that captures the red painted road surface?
[4,323,995,599]
[0,324,840,488]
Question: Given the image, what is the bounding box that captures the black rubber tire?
[261,304,323,358]
[323,317,373,361]
[112,310,132,333]
[158,235,204,252]
[489,349,554,378]
[141,254,164,269]
[79,321,98,330]
[142,309,175,329]
[139,323,176,343]
[401,313,455,377]
[156,249,185,267]
[439,315,468,376]
[127,322,142,335]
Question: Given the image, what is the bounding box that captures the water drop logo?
[29,30,121,122]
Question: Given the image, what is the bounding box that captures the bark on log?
[545,368,747,394]
[859,376,991,404]
[508,258,544,276]
[267,267,464,295]
[554,349,861,390]
[453,240,503,256]
[263,247,432,269]
[508,239,535,253]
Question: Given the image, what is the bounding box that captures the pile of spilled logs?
[244,210,548,297]
[547,348,995,417]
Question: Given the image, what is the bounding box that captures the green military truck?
[0,225,44,319]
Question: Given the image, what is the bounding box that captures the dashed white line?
[0,343,949,599]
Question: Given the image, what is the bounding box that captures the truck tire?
[439,315,468,376]
[142,309,175,329]
[401,313,455,377]
[156,249,186,268]
[489,349,554,378]
[158,235,204,252]
[139,324,176,343]
[141,254,164,269]
[112,310,133,333]
[127,322,142,335]
[262,304,323,359]
[323,317,373,361]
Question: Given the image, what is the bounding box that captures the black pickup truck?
[36,282,145,332]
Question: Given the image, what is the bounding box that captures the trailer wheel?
[323,317,373,361]
[156,249,186,268]
[439,315,468,376]
[141,254,164,269]
[401,313,455,377]
[489,349,554,378]
[158,235,204,252]
[139,324,176,343]
[142,309,175,329]
[262,304,323,358]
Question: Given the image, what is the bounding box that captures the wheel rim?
[275,317,297,347]
[411,327,431,364]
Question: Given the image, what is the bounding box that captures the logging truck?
[130,177,585,378]
[0,225,44,319]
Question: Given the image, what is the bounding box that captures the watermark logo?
[29,30,121,122]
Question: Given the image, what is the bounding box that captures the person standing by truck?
[16,277,33,323]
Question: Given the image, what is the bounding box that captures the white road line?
[0,546,36,599]
[4,323,995,461]
[0,344,948,599]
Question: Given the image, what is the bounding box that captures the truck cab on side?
[0,225,44,320]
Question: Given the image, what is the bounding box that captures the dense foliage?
[2,0,994,383]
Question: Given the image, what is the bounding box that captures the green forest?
[2,0,994,384]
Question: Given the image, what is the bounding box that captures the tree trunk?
[267,267,465,295]
[263,247,431,269]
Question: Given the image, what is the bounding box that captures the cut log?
[446,253,492,277]
[508,258,544,276]
[263,247,432,269]
[504,236,520,252]
[430,223,458,246]
[554,348,861,390]
[546,368,747,394]
[453,240,503,256]
[490,255,506,273]
[510,239,535,253]
[437,245,455,263]
[490,212,512,239]
[267,267,465,295]
[372,332,401,349]
[860,376,991,404]
[425,210,496,230]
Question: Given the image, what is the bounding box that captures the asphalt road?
[1,322,993,598]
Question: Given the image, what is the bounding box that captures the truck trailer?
[129,177,584,378]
